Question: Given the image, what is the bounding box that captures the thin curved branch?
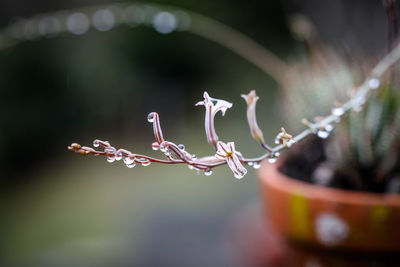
[69,41,400,178]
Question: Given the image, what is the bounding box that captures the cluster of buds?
[274,128,296,147]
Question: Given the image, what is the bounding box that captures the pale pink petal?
[215,141,247,179]
[226,153,247,179]
[216,141,230,158]
[194,156,226,166]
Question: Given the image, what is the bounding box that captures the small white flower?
[215,141,247,179]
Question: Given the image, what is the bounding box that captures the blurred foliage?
[280,13,400,193]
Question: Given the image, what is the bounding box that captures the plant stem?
[243,42,400,164]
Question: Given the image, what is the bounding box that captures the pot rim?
[259,161,400,207]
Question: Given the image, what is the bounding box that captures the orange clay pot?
[258,161,400,253]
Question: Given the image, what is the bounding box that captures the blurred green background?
[0,0,390,266]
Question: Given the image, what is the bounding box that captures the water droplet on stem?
[178,144,185,151]
[152,142,159,151]
[317,130,329,139]
[126,162,136,168]
[204,169,213,176]
[141,161,151,167]
[93,139,100,147]
[115,152,123,161]
[147,112,155,123]
[253,162,261,169]
[123,157,135,165]
[368,78,380,89]
[331,107,344,116]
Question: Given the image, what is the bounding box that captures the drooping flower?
[241,90,265,145]
[196,92,233,149]
[215,141,247,179]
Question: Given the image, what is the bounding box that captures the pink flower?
[215,141,247,179]
[196,92,232,149]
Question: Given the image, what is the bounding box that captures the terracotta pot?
[258,161,400,261]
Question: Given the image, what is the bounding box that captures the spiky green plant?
[280,15,400,193]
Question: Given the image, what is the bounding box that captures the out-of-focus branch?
[0,2,290,84]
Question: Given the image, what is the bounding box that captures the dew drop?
[178,144,185,151]
[107,156,115,163]
[331,107,345,116]
[141,161,151,167]
[268,157,277,164]
[325,124,334,132]
[368,78,380,89]
[93,9,115,32]
[248,162,254,166]
[115,152,123,161]
[153,11,177,34]
[123,157,134,165]
[126,162,136,168]
[159,142,168,153]
[147,112,155,123]
[253,162,261,169]
[286,140,295,147]
[67,13,89,35]
[93,139,100,147]
[234,172,245,179]
[317,130,329,139]
[204,169,213,176]
[152,142,159,151]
